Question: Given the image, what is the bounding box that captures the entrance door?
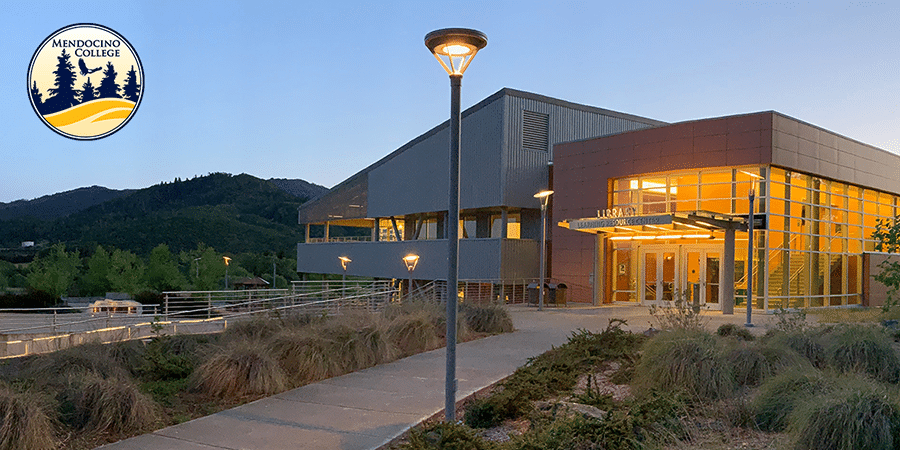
[682,248,721,310]
[641,245,721,309]
[641,248,676,305]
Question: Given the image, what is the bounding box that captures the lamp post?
[534,190,554,311]
[338,256,351,292]
[403,254,420,299]
[746,188,755,327]
[425,27,487,422]
[223,256,231,290]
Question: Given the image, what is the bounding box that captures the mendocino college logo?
[28,24,143,140]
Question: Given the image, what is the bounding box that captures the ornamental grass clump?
[726,340,809,387]
[0,386,57,450]
[750,368,832,432]
[787,374,900,450]
[386,309,443,357]
[459,302,514,334]
[633,328,735,401]
[824,324,900,383]
[61,373,161,437]
[193,341,287,398]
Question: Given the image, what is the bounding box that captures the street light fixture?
[223,256,231,290]
[338,256,351,288]
[403,254,420,299]
[425,27,487,423]
[535,190,554,311]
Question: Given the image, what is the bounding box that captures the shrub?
[61,373,161,436]
[137,337,196,381]
[23,342,128,386]
[0,386,56,450]
[460,303,514,334]
[649,296,706,331]
[825,324,900,383]
[193,341,287,398]
[751,368,831,432]
[507,414,640,450]
[716,323,755,341]
[398,421,498,450]
[788,374,900,450]
[764,328,828,369]
[633,328,735,400]
[386,309,443,357]
[726,341,808,387]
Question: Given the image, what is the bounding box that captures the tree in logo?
[122,65,141,102]
[78,77,97,103]
[45,49,79,114]
[30,81,43,112]
[97,62,121,99]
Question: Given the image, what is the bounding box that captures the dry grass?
[810,307,881,324]
[0,385,57,450]
[193,341,288,398]
[63,373,161,437]
[387,309,444,357]
[633,328,735,401]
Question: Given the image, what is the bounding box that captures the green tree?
[146,244,186,292]
[121,65,140,101]
[874,218,900,306]
[108,249,146,295]
[181,244,226,291]
[82,245,112,295]
[27,243,80,298]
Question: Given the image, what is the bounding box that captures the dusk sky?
[2,1,899,203]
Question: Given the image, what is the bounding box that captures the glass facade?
[608,165,900,310]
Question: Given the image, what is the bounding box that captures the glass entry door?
[642,249,676,305]
[682,248,721,310]
[641,245,722,309]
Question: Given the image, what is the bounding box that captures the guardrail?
[0,281,398,359]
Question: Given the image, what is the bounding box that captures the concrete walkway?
[97,305,774,450]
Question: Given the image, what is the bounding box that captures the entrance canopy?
[559,211,764,238]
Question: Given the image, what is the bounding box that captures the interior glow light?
[694,221,716,228]
[645,224,669,231]
[682,234,713,239]
[609,236,633,241]
[739,170,763,179]
[631,236,656,240]
[679,222,705,230]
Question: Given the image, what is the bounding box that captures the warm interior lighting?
[609,236,633,241]
[739,170,763,179]
[425,28,487,76]
[682,234,713,239]
[609,233,712,241]
[694,221,716,228]
[630,179,677,194]
[403,254,420,271]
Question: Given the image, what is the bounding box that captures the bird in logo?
[78,58,102,76]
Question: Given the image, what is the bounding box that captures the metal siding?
[296,238,536,281]
[503,96,656,208]
[367,98,504,216]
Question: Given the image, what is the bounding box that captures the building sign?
[568,214,673,231]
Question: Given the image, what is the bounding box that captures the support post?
[722,228,736,314]
[445,74,462,422]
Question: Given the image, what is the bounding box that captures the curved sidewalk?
[97,305,772,450]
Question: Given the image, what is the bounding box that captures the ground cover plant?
[394,306,900,450]
[0,301,514,449]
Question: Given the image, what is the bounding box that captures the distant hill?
[0,173,330,255]
[0,186,135,221]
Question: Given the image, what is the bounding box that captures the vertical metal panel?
[367,96,505,216]
[503,95,657,208]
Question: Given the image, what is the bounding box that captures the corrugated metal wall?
[503,95,658,208]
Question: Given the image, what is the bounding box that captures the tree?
[108,249,146,295]
[45,49,79,113]
[78,77,97,103]
[30,81,43,111]
[121,65,140,101]
[874,218,900,307]
[181,244,226,291]
[96,62,120,99]
[26,243,80,298]
[82,245,112,296]
[146,244,186,292]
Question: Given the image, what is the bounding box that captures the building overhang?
[559,210,765,240]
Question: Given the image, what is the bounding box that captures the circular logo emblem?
[28,24,143,140]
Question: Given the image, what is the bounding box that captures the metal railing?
[0,282,398,359]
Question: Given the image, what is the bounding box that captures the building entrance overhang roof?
[559,211,765,239]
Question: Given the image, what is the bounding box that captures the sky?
[2,1,899,203]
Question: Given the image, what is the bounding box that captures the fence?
[0,281,398,359]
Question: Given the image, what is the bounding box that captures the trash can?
[527,283,550,306]
[549,283,567,306]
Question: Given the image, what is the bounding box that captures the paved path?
[97,305,774,450]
